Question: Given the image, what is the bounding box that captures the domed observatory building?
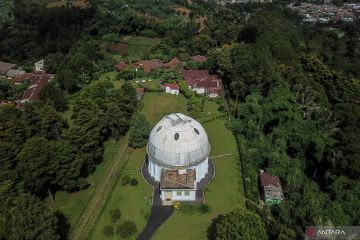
[147,113,210,204]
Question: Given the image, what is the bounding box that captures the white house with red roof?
[164,83,179,95]
[260,170,284,205]
[180,69,222,98]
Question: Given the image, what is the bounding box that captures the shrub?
[102,226,114,237]
[109,208,121,223]
[173,201,180,210]
[121,175,131,186]
[130,178,138,186]
[200,204,211,213]
[116,221,138,238]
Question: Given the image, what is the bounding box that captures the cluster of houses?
[115,55,223,99]
[0,60,54,107]
[288,2,359,23]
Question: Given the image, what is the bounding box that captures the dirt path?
[71,136,129,240]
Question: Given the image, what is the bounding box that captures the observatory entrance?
[160,169,197,204]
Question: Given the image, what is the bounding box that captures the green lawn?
[89,147,153,240]
[45,138,126,230]
[152,119,244,240]
[141,92,188,126]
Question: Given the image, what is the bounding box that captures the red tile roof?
[164,83,179,90]
[11,73,34,84]
[0,61,17,74]
[260,172,281,187]
[132,59,163,73]
[180,69,221,88]
[164,58,181,68]
[191,55,207,63]
[115,62,128,72]
[21,73,54,102]
[136,87,145,95]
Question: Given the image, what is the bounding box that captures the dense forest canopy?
[0,0,359,239]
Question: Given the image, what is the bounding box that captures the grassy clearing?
[46,0,88,8]
[141,92,188,126]
[120,36,160,58]
[152,119,244,240]
[122,36,160,46]
[89,147,152,240]
[45,138,125,229]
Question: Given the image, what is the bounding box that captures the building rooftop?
[147,113,210,168]
[20,73,53,103]
[164,83,179,90]
[260,171,281,187]
[164,58,182,68]
[191,55,207,63]
[115,62,128,71]
[11,73,35,84]
[0,61,17,74]
[132,59,163,73]
[160,169,196,189]
[180,69,221,88]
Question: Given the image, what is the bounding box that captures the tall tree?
[128,113,150,148]
[0,193,60,240]
[211,208,267,240]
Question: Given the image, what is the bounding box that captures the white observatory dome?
[147,113,210,168]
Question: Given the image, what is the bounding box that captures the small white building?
[34,60,44,72]
[164,83,179,95]
[147,113,210,204]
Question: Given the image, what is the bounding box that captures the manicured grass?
[203,100,220,114]
[152,119,244,240]
[45,138,126,230]
[88,147,153,240]
[141,92,188,126]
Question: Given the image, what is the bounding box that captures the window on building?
[174,133,179,141]
[194,128,200,135]
[176,191,182,196]
[184,191,190,196]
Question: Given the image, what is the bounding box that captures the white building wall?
[149,157,208,183]
[165,86,179,95]
[192,87,205,94]
[208,92,219,98]
[148,157,162,181]
[161,190,196,201]
[195,158,208,182]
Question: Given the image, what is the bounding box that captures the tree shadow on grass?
[55,212,70,240]
[207,214,224,240]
